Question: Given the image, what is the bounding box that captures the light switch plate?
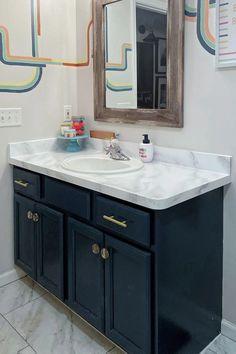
[0,108,22,127]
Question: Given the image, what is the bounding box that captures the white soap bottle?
[139,134,154,163]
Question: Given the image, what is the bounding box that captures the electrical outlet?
[64,105,72,121]
[0,108,22,127]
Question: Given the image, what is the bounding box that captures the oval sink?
[61,155,143,174]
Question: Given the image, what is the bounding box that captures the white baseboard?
[0,267,26,287]
[222,319,236,342]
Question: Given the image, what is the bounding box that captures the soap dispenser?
[139,134,154,163]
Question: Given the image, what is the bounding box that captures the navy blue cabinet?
[104,235,151,354]
[37,204,64,299]
[14,194,36,279]
[13,167,224,354]
[14,194,64,299]
[68,218,104,331]
[67,218,152,352]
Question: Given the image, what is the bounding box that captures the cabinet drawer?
[13,168,40,199]
[95,195,150,247]
[43,177,91,220]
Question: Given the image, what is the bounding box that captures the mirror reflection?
[105,0,168,110]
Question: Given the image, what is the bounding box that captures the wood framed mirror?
[93,0,184,127]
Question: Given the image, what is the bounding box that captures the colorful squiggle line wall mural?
[106,79,133,92]
[106,43,133,92]
[185,0,216,55]
[106,43,132,71]
[0,0,217,94]
[0,0,92,93]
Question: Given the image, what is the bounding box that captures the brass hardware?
[92,243,100,255]
[14,180,29,188]
[101,248,110,260]
[103,215,127,228]
[33,213,40,223]
[27,211,33,220]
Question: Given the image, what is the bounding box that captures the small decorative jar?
[64,129,76,138]
[60,122,72,136]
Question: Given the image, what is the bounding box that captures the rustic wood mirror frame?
[93,0,184,127]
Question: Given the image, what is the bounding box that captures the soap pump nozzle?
[143,134,150,144]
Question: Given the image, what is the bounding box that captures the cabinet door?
[68,218,104,331]
[36,204,64,299]
[105,235,151,354]
[14,194,36,278]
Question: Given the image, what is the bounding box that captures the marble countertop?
[8,138,232,210]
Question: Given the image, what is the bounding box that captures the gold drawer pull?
[14,180,29,188]
[101,248,110,260]
[103,215,127,228]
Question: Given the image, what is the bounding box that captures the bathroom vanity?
[9,139,231,354]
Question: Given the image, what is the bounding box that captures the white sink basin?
[61,154,143,174]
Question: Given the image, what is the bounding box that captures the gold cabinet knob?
[33,213,40,223]
[101,248,110,260]
[27,211,33,220]
[92,243,100,255]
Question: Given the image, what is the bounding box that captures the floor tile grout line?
[221,332,236,344]
[2,291,49,318]
[17,345,29,353]
[1,277,118,353]
[3,289,117,354]
[18,344,36,354]
[2,291,48,317]
[42,290,117,350]
[0,313,36,353]
[0,275,27,289]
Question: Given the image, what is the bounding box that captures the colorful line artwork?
[106,44,132,71]
[0,0,93,93]
[185,0,216,54]
[105,43,133,92]
[0,67,43,93]
[0,22,93,67]
[185,0,216,21]
[185,2,197,21]
[0,26,46,67]
[106,79,132,92]
[197,0,216,55]
[0,0,221,94]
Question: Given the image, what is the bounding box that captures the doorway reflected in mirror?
[137,5,167,109]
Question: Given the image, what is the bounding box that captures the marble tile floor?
[0,276,235,354]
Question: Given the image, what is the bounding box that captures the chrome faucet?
[105,139,130,161]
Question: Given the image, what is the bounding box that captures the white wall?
[77,16,236,325]
[0,0,79,275]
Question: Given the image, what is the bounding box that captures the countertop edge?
[9,157,231,211]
